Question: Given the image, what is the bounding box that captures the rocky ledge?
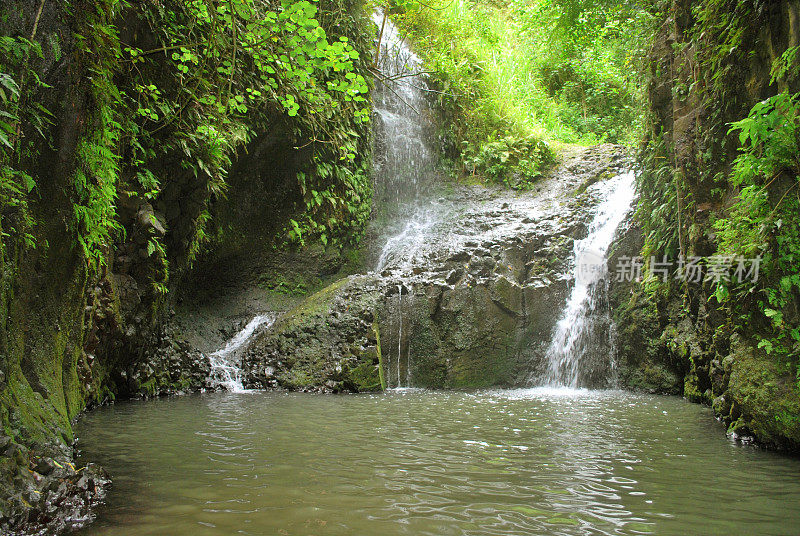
[0,437,108,536]
[241,145,630,392]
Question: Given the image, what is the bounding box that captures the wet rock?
[490,275,523,317]
[0,443,109,536]
[240,147,631,391]
[34,458,56,476]
[136,203,167,236]
[445,269,463,285]
[448,251,470,263]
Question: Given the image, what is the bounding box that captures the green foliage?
[0,34,51,250]
[388,0,552,184]
[712,92,800,372]
[389,0,652,183]
[126,0,370,134]
[115,0,373,256]
[636,0,786,267]
[258,271,310,295]
[461,135,552,189]
[4,0,374,281]
[286,153,372,247]
[527,0,653,142]
[0,0,374,349]
[68,0,131,268]
[691,1,764,109]
[632,0,800,427]
[770,46,800,85]
[636,134,682,260]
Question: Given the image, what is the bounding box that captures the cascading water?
[371,11,444,274]
[371,12,444,387]
[208,314,275,392]
[384,283,416,389]
[405,286,413,388]
[542,171,636,388]
[375,206,443,273]
[396,284,403,386]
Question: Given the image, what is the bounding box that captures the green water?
[75,388,800,536]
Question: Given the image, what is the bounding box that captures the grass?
[385,0,651,181]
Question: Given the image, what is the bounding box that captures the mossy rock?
[346,350,382,392]
[621,364,682,395]
[725,335,800,450]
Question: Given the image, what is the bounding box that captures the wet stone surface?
[242,145,631,392]
[0,439,109,536]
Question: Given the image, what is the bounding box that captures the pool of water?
[75,389,800,535]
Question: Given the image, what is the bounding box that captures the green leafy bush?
[388,0,652,185]
[113,0,373,258]
[461,134,552,189]
[712,92,800,368]
[2,0,375,310]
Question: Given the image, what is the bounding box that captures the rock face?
[619,0,800,451]
[0,0,374,529]
[242,146,630,391]
[0,439,109,536]
[607,223,685,395]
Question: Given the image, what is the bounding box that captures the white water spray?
[371,11,443,274]
[371,12,446,389]
[208,314,274,392]
[543,172,636,387]
[396,284,403,387]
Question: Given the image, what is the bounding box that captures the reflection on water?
[76,389,800,536]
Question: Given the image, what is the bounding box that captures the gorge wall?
[0,0,374,530]
[612,0,800,450]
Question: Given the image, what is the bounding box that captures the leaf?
[0,129,11,149]
[757,339,774,354]
[0,73,20,98]
[21,173,35,192]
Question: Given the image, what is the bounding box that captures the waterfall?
[208,314,275,392]
[371,12,444,388]
[406,285,413,387]
[396,284,403,387]
[375,207,442,273]
[371,11,443,274]
[542,171,636,388]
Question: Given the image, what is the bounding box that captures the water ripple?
[76,390,800,536]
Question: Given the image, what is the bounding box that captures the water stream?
[207,314,275,392]
[371,12,447,388]
[371,11,444,274]
[542,172,636,388]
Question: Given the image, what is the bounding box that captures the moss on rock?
[725,335,800,449]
